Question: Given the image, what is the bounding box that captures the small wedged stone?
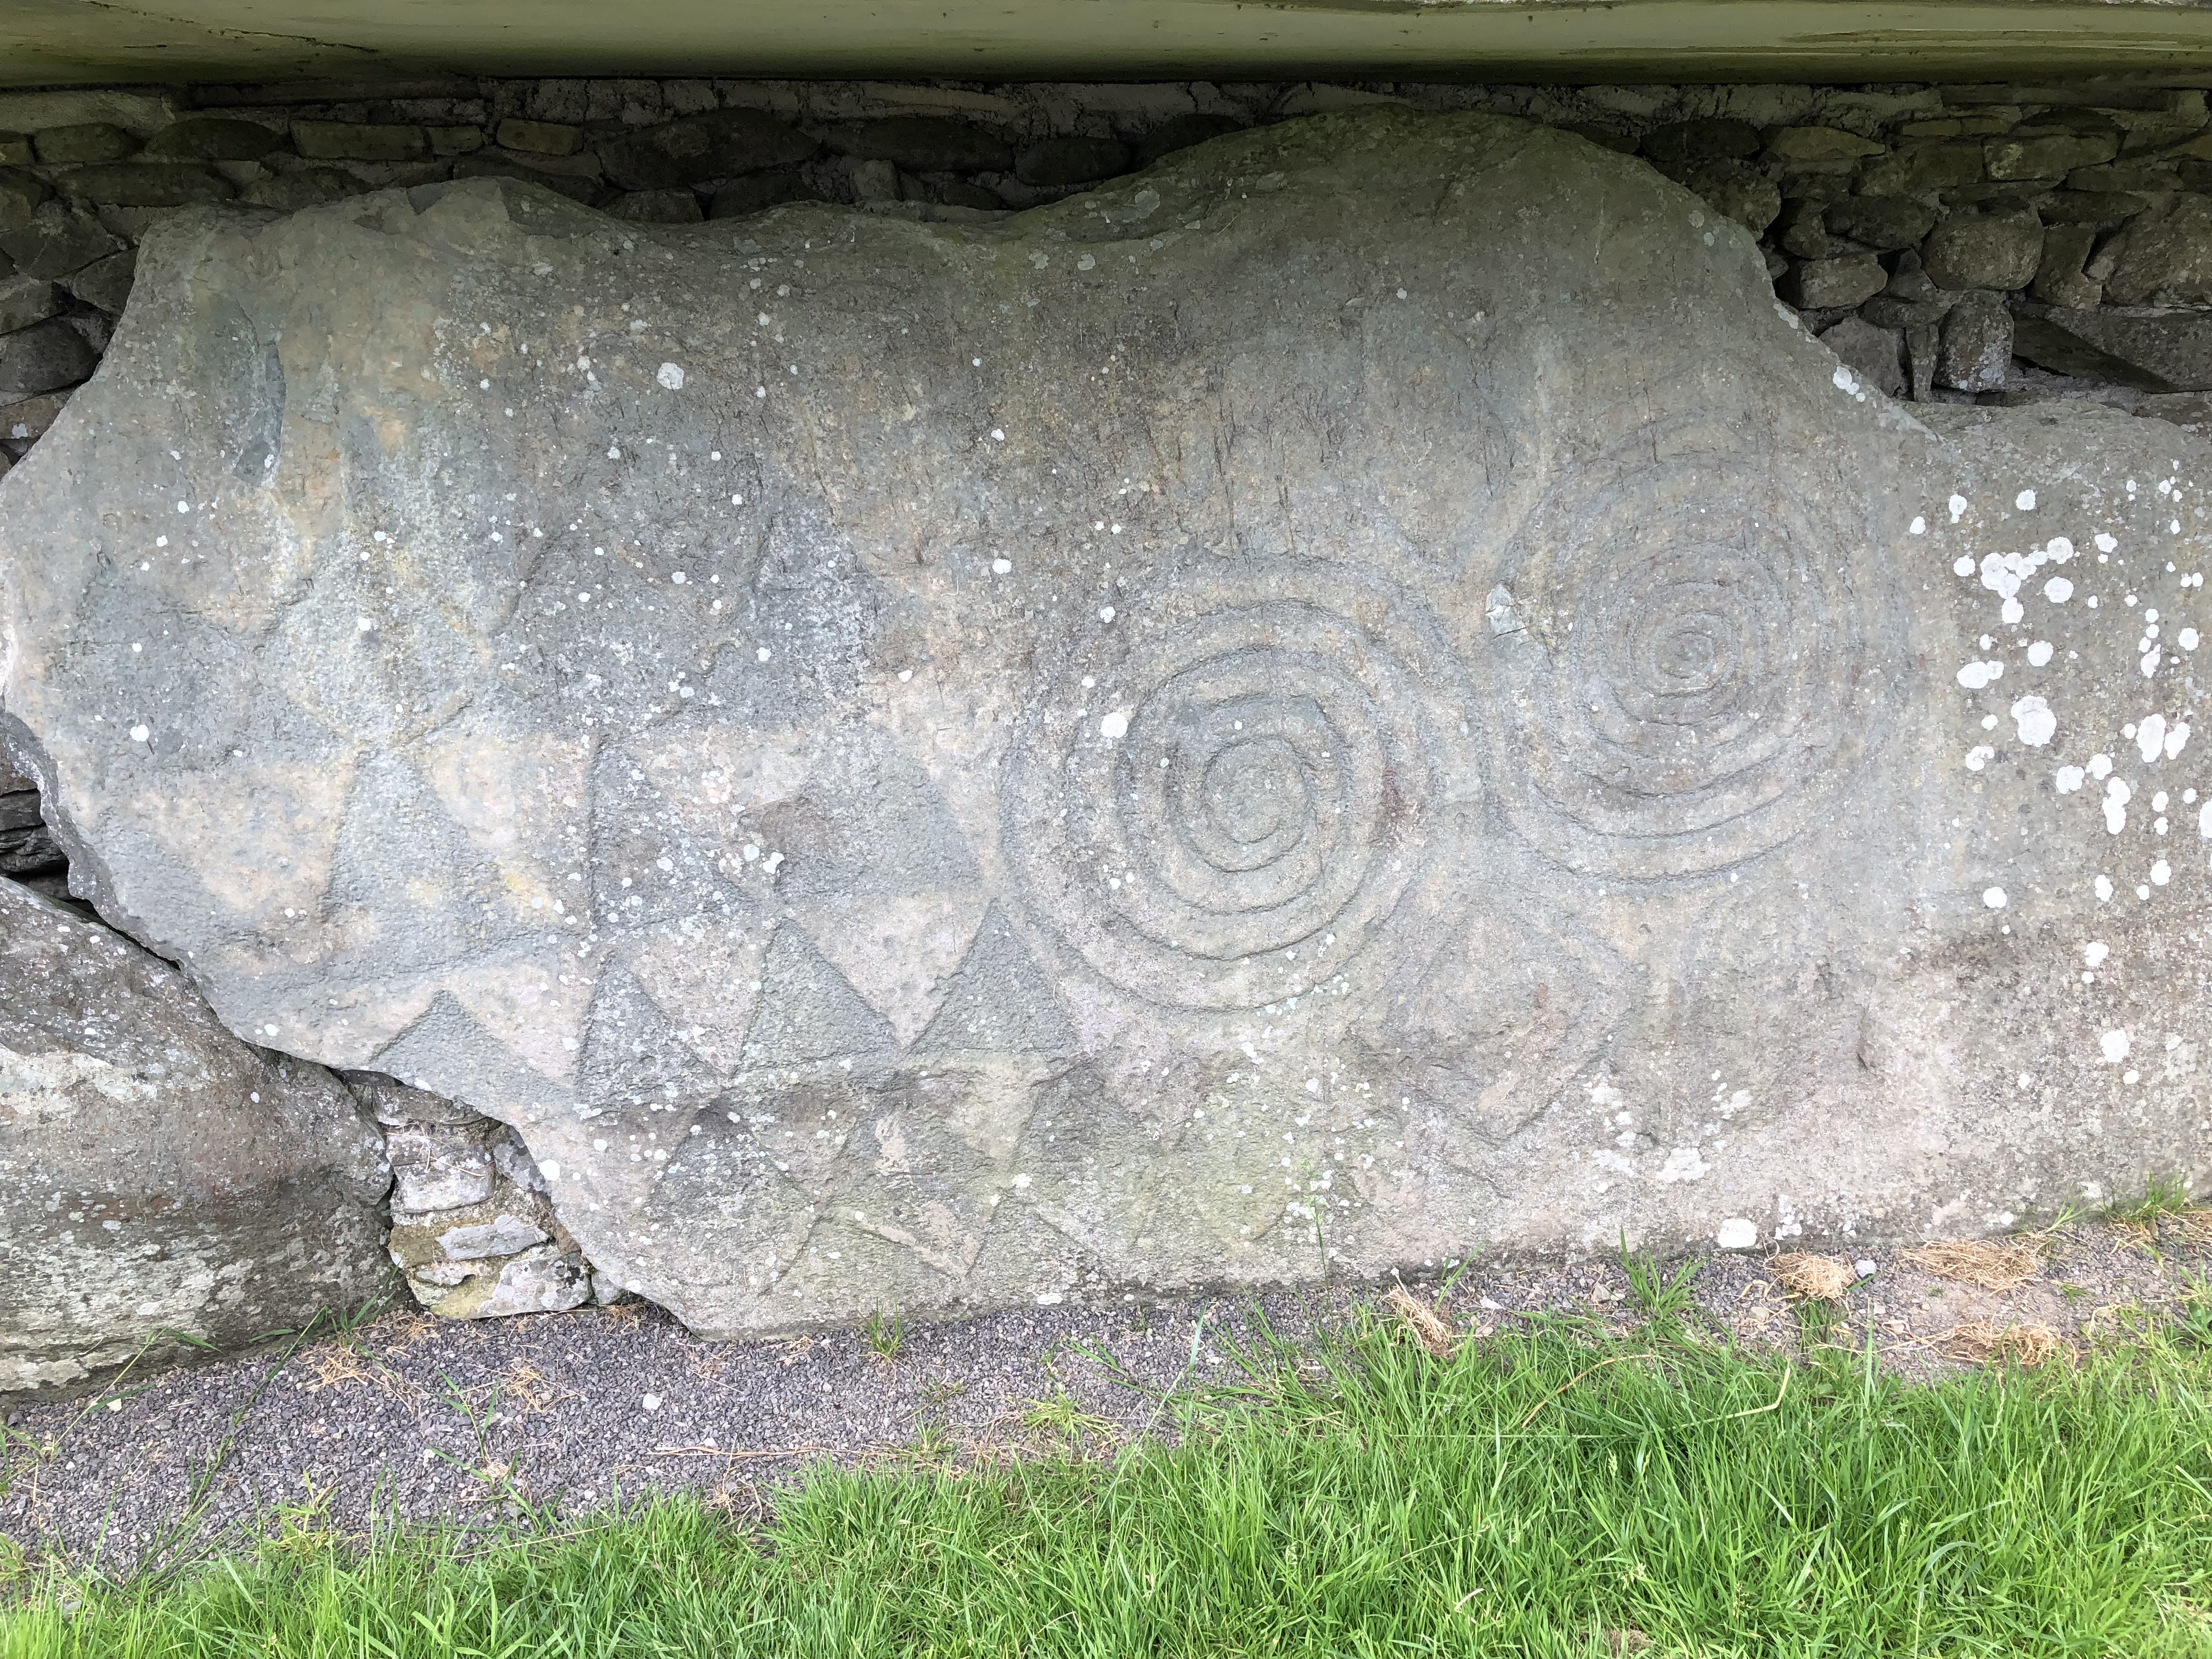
[1925,204,2044,291]
[0,318,95,399]
[0,876,394,1395]
[0,134,30,168]
[598,108,817,190]
[387,1122,495,1210]
[144,119,287,161]
[54,163,234,208]
[1937,289,2013,391]
[430,1248,591,1319]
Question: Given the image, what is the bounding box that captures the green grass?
[6,1306,2211,1658]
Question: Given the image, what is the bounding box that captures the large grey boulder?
[0,876,393,1394]
[2,110,2208,1339]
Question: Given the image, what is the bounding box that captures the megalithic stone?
[2,109,2208,1340]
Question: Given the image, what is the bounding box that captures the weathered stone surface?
[0,318,95,398]
[1823,193,1937,252]
[599,109,817,191]
[238,168,365,212]
[6,111,2211,1339]
[2015,307,2212,392]
[1765,126,1882,163]
[1938,287,2014,390]
[0,172,52,230]
[1925,204,2044,291]
[0,135,31,169]
[1015,137,1132,188]
[2039,190,2150,228]
[0,877,393,1395]
[59,249,136,315]
[55,163,235,208]
[0,274,61,334]
[1985,132,2118,180]
[292,121,429,162]
[0,203,123,278]
[0,389,69,445]
[452,152,603,205]
[33,124,138,166]
[1817,314,1905,397]
[2032,224,2104,310]
[1858,142,1983,195]
[359,1071,591,1317]
[2100,194,2212,307]
[1672,161,1780,235]
[496,119,583,157]
[143,119,288,162]
[1780,251,1886,308]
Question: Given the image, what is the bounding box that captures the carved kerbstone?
[3,110,2207,1336]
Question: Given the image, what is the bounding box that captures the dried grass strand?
[1903,1239,2041,1292]
[1939,1322,2064,1368]
[1769,1253,1858,1302]
[1384,1286,1458,1358]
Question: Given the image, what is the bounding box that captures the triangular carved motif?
[912,903,1077,1057]
[739,921,899,1069]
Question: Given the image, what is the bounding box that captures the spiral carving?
[1487,439,1901,879]
[1004,570,1476,1011]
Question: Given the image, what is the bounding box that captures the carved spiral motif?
[1005,571,1475,1011]
[1488,441,1901,879]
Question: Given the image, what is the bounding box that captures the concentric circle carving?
[1004,570,1476,1011]
[1486,438,1902,879]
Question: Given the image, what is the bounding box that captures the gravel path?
[5,1216,2206,1575]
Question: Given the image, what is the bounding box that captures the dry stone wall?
[6,73,2212,488]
